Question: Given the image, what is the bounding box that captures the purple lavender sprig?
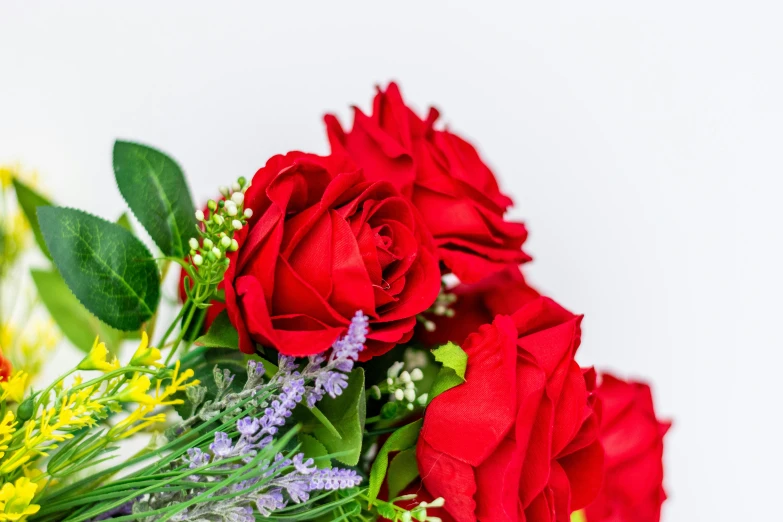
[125,312,369,521]
[302,311,369,407]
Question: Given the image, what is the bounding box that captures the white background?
[1,2,781,520]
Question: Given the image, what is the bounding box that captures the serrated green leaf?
[387,447,419,498]
[298,433,331,469]
[429,341,468,401]
[306,369,365,466]
[31,269,124,353]
[12,177,52,258]
[367,419,423,505]
[113,140,196,257]
[194,309,239,349]
[38,206,160,331]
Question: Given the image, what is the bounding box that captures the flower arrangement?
[0,83,669,522]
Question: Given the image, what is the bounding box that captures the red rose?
[0,350,11,382]
[417,265,541,347]
[325,82,530,284]
[583,375,670,522]
[221,152,440,359]
[417,298,603,522]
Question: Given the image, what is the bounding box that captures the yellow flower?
[108,361,199,441]
[128,332,163,368]
[77,338,119,372]
[0,477,40,520]
[116,374,154,404]
[0,166,13,189]
[0,373,27,403]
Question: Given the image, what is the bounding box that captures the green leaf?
[112,140,196,257]
[194,310,238,349]
[429,341,468,401]
[38,206,160,331]
[298,433,331,469]
[306,368,366,466]
[367,419,423,505]
[31,269,124,353]
[116,212,134,232]
[387,448,419,498]
[12,177,53,258]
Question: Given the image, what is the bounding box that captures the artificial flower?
[0,477,39,520]
[418,265,541,347]
[215,151,441,359]
[417,298,603,522]
[77,337,119,372]
[0,350,11,383]
[325,82,530,283]
[0,373,27,404]
[583,375,670,522]
[128,332,163,368]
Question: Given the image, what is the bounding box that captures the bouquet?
[0,83,669,522]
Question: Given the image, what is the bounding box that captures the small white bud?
[387,361,404,379]
[232,182,241,192]
[220,236,232,249]
[394,389,404,401]
[219,186,230,197]
[422,498,446,508]
[231,191,245,205]
[213,214,224,225]
[232,219,243,230]
[406,402,414,411]
[244,208,254,219]
[404,389,416,402]
[370,385,382,400]
[405,381,415,390]
[188,238,199,250]
[424,320,436,332]
[211,247,222,259]
[434,304,447,316]
[193,254,204,266]
[386,377,394,386]
[226,204,238,217]
[410,368,424,381]
[417,393,428,406]
[203,238,214,249]
[230,239,239,251]
[195,210,205,221]
[401,511,412,522]
[400,370,411,383]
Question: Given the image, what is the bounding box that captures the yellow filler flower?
[0,477,40,520]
